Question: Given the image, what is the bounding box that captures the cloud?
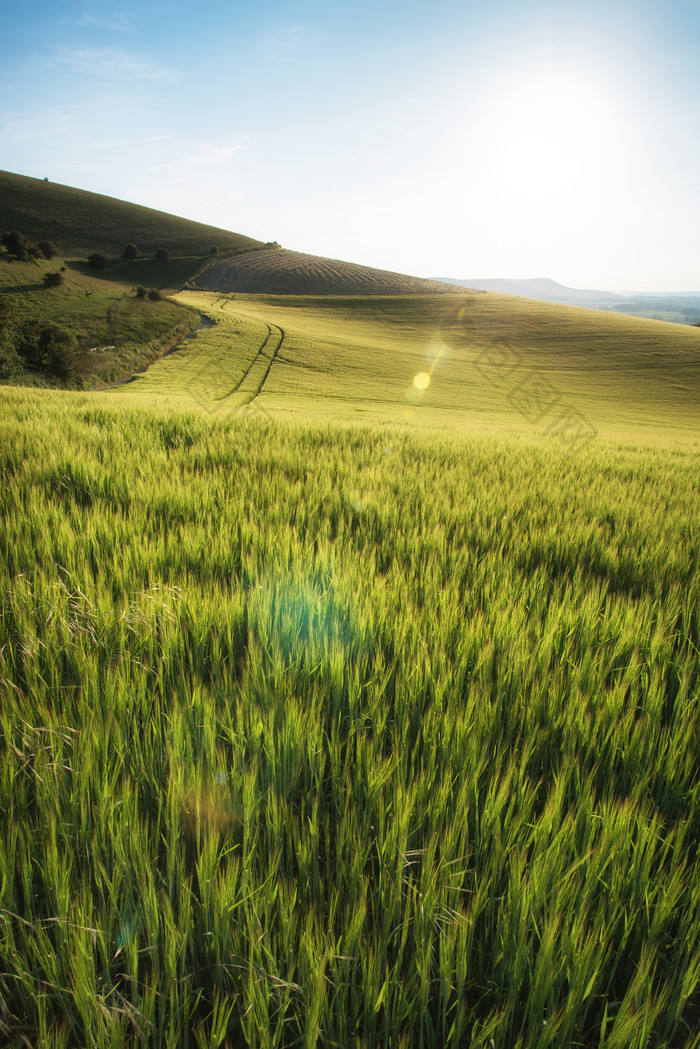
[77,12,135,33]
[57,47,173,81]
[170,139,251,170]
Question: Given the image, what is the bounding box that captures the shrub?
[154,248,170,264]
[43,272,64,288]
[38,241,58,259]
[210,246,219,255]
[87,253,108,271]
[147,289,163,301]
[135,285,147,299]
[0,293,20,378]
[16,322,86,377]
[122,243,140,262]
[1,230,34,261]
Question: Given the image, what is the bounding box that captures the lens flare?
[413,372,431,390]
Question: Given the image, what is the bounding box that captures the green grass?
[110,289,700,440]
[0,383,699,1048]
[2,259,700,1046]
[0,257,199,386]
[0,169,265,260]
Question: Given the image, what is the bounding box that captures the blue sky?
[1,0,699,290]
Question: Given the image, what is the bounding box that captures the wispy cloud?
[77,11,135,33]
[57,47,173,81]
[171,139,251,170]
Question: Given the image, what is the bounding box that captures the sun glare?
[413,371,431,390]
[466,57,634,216]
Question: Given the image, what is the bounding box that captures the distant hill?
[192,248,470,296]
[432,276,619,305]
[0,170,264,259]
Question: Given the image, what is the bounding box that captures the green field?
[110,289,700,441]
[2,177,700,1047]
[1,383,699,1048]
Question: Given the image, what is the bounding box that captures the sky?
[1,0,699,291]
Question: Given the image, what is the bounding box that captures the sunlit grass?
[168,291,700,439]
[1,384,699,1047]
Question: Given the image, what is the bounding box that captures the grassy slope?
[109,289,700,441]
[0,257,198,385]
[0,169,265,259]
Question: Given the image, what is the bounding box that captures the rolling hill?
[191,248,474,296]
[0,169,265,259]
[433,276,619,305]
[107,288,700,441]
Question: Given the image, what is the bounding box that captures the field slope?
[0,169,265,259]
[108,288,700,441]
[191,247,472,296]
[2,174,700,1048]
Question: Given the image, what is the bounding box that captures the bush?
[135,285,147,299]
[0,293,21,378]
[43,272,64,288]
[147,289,163,301]
[1,230,34,261]
[38,241,58,259]
[154,248,170,264]
[122,243,140,262]
[210,246,219,255]
[87,253,108,271]
[16,322,89,378]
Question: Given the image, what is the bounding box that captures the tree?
[43,272,64,288]
[17,322,87,378]
[1,230,34,261]
[210,246,219,255]
[87,253,108,271]
[38,241,58,259]
[122,243,140,261]
[154,248,170,263]
[0,294,21,378]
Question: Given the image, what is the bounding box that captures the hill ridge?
[0,169,264,259]
[192,247,473,296]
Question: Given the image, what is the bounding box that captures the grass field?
[2,176,700,1046]
[109,289,700,441]
[1,361,699,1047]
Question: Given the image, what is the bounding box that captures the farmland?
[1,174,700,1047]
[1,374,699,1047]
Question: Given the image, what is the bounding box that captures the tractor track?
[212,299,284,409]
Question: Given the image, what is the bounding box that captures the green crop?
[1,383,698,1047]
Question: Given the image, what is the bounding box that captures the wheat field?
[1,374,699,1047]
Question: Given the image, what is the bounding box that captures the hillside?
[0,169,265,259]
[192,248,472,296]
[106,289,700,440]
